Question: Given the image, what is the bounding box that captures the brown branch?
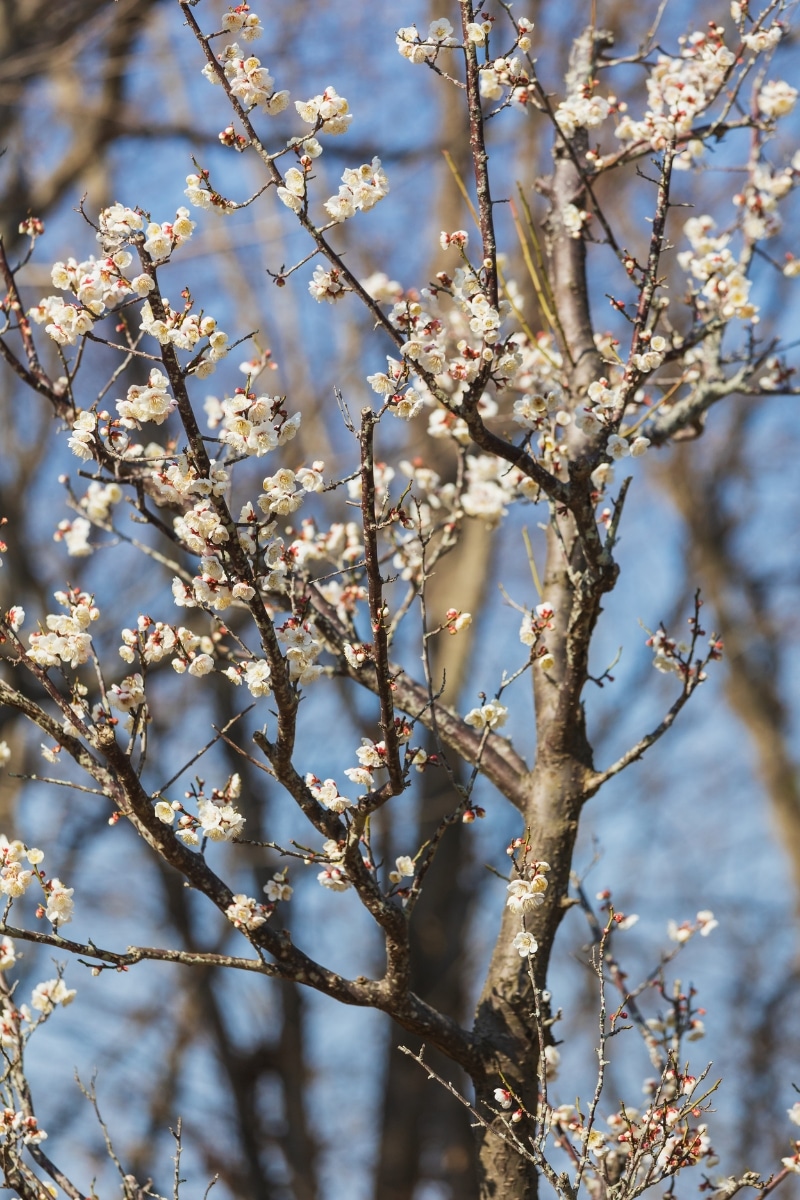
[615,141,676,417]
[358,408,404,794]
[0,240,72,415]
[459,0,498,310]
[648,364,751,445]
[587,592,718,792]
[0,923,277,974]
[547,27,609,395]
[304,583,530,806]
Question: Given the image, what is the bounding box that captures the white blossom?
[225,894,268,931]
[31,978,76,1013]
[512,930,538,956]
[464,701,508,730]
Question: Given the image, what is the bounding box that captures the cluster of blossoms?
[275,618,325,684]
[507,859,550,920]
[397,16,534,89]
[598,429,651,478]
[388,856,416,886]
[184,172,227,212]
[220,5,263,40]
[756,78,798,119]
[173,549,254,614]
[67,411,99,460]
[439,229,469,251]
[295,86,351,135]
[102,670,148,729]
[513,385,572,449]
[342,641,374,669]
[276,166,308,213]
[366,353,422,415]
[94,202,194,262]
[444,608,472,635]
[645,627,689,676]
[283,521,364,589]
[239,658,272,697]
[678,215,758,322]
[0,841,38,901]
[541,1073,717,1187]
[464,700,508,731]
[308,264,348,303]
[396,18,458,62]
[223,619,325,697]
[139,300,229,376]
[29,281,117,346]
[174,626,219,676]
[55,480,125,553]
[29,204,196,348]
[628,331,668,376]
[95,202,145,250]
[151,454,229,505]
[116,368,176,427]
[31,976,76,1015]
[225,894,269,931]
[305,774,353,814]
[304,728,417,829]
[263,871,292,903]
[461,454,529,523]
[572,378,619,439]
[203,42,289,114]
[374,455,501,585]
[519,601,556,671]
[155,773,245,846]
[258,464,325,517]
[784,1102,800,1174]
[173,499,230,555]
[140,209,196,263]
[526,371,648,494]
[0,839,73,927]
[323,158,389,222]
[554,86,612,139]
[733,158,797,242]
[317,863,350,891]
[738,17,783,53]
[108,672,146,716]
[27,210,148,338]
[615,27,736,151]
[0,1109,48,1147]
[78,480,123,523]
[647,617,722,678]
[314,837,366,892]
[479,55,533,106]
[667,909,719,942]
[30,251,146,340]
[53,516,93,557]
[42,878,75,926]
[120,616,213,673]
[27,589,98,670]
[364,272,515,427]
[561,202,591,239]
